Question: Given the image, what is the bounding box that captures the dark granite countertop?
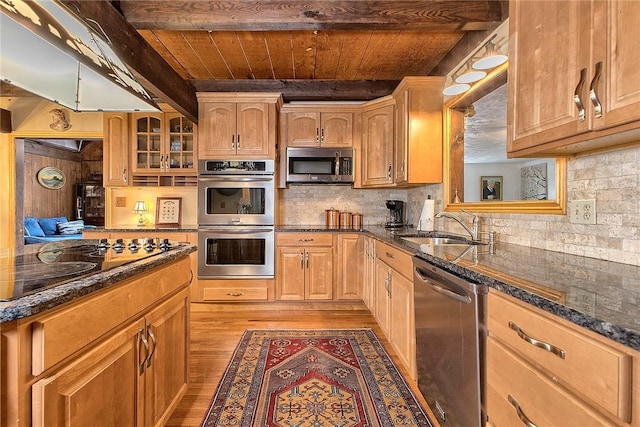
[0,241,196,323]
[277,226,640,351]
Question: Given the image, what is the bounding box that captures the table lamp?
[133,201,148,227]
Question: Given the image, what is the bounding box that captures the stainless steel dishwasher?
[413,256,488,427]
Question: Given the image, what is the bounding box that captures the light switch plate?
[569,199,596,224]
[116,197,127,207]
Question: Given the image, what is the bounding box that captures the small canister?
[325,208,340,229]
[339,211,352,229]
[351,213,363,230]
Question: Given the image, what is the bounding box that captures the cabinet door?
[286,112,320,147]
[276,247,306,300]
[199,103,237,158]
[373,260,391,336]
[143,289,189,427]
[321,112,353,147]
[305,247,333,300]
[166,113,196,173]
[336,234,363,300]
[103,112,129,186]
[362,104,395,187]
[595,1,640,129]
[31,320,141,427]
[236,102,270,156]
[389,272,415,378]
[508,1,592,152]
[131,114,164,173]
[362,237,376,310]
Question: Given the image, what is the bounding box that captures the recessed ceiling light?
[443,83,471,96]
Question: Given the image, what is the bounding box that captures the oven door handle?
[199,228,273,234]
[198,176,273,182]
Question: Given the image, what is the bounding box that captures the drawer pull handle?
[296,238,315,242]
[509,321,566,359]
[385,252,394,259]
[227,292,245,297]
[138,329,149,375]
[508,395,538,427]
[146,322,156,368]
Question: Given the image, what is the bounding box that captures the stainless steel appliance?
[198,160,275,226]
[197,227,274,278]
[385,200,405,229]
[197,160,275,278]
[413,256,488,427]
[286,147,354,184]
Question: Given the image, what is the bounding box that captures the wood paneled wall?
[23,146,81,220]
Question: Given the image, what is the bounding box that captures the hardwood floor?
[165,303,439,426]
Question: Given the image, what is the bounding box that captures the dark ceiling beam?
[117,1,504,31]
[191,80,401,102]
[60,0,198,123]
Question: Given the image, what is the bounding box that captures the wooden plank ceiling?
[6,1,506,123]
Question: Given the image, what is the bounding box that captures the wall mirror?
[443,64,566,214]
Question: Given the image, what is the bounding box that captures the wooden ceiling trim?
[191,80,400,101]
[314,31,345,80]
[118,1,504,31]
[152,30,213,80]
[357,31,406,80]
[397,32,465,76]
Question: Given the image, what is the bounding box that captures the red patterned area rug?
[201,329,433,426]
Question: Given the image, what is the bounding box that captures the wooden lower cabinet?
[487,290,638,427]
[335,234,363,300]
[276,233,334,301]
[372,240,416,379]
[2,257,191,427]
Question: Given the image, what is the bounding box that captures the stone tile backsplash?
[279,145,640,266]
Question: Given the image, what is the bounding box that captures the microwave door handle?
[335,152,340,177]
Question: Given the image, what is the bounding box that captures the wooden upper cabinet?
[103,112,129,186]
[361,97,395,187]
[392,77,444,185]
[284,108,354,148]
[508,0,640,157]
[197,93,282,160]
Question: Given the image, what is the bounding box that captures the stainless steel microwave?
[286,147,354,184]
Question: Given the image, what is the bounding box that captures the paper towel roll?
[417,199,435,231]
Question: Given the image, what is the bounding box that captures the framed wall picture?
[155,197,182,228]
[37,166,66,189]
[480,176,502,201]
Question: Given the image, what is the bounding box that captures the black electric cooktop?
[1,238,181,301]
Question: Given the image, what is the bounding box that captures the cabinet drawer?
[488,292,632,422]
[487,337,615,427]
[203,287,268,301]
[375,241,413,279]
[31,257,191,375]
[277,233,333,246]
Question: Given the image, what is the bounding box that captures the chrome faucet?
[434,209,479,241]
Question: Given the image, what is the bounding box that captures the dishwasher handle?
[414,266,472,304]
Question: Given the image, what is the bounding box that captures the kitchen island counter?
[277,226,640,350]
[0,239,196,323]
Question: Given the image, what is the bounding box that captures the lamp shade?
[443,83,471,96]
[0,0,160,112]
[472,41,508,71]
[132,201,148,214]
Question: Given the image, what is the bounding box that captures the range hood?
[0,0,160,112]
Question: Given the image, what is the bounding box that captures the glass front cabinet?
[131,113,196,174]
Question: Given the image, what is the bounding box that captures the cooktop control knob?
[159,238,172,251]
[97,238,110,249]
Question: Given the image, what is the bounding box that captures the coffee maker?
[385,200,405,229]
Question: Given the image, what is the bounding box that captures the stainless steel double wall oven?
[197,160,275,278]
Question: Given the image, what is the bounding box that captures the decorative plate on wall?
[37,166,66,189]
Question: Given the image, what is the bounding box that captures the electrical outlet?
[569,199,596,224]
